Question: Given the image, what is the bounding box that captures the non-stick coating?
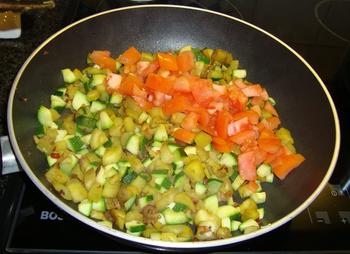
[9,5,339,250]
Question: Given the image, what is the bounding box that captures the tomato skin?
[177,51,194,72]
[119,74,142,96]
[90,50,116,72]
[238,151,257,181]
[157,52,178,71]
[172,128,196,144]
[119,47,141,65]
[181,112,199,131]
[145,73,173,94]
[272,154,305,180]
[215,110,232,139]
[212,136,233,153]
[162,94,193,115]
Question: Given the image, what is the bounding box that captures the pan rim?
[7,4,341,249]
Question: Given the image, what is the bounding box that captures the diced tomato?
[230,129,257,145]
[215,110,232,139]
[232,110,259,125]
[132,96,153,110]
[212,84,227,95]
[50,152,60,159]
[233,79,247,89]
[212,136,233,153]
[254,148,267,165]
[191,78,218,106]
[246,181,259,192]
[258,138,281,154]
[260,88,269,100]
[227,85,248,111]
[162,94,193,115]
[250,105,261,117]
[264,101,279,117]
[132,85,147,99]
[238,151,257,181]
[172,128,196,144]
[139,60,159,77]
[90,50,116,72]
[136,61,150,75]
[177,51,194,72]
[119,47,141,65]
[145,73,174,94]
[264,146,286,164]
[251,96,265,106]
[153,91,166,106]
[266,117,281,130]
[119,74,142,96]
[197,108,210,126]
[259,128,277,139]
[181,112,199,131]
[157,52,178,71]
[173,76,191,92]
[272,154,305,180]
[227,117,250,136]
[106,73,122,93]
[241,84,263,97]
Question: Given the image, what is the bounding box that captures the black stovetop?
[1,0,350,253]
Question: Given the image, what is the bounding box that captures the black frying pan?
[7,5,340,250]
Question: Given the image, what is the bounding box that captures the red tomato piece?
[173,76,191,93]
[232,110,259,125]
[172,128,196,144]
[215,110,232,139]
[145,73,173,94]
[119,74,142,96]
[181,112,199,131]
[272,154,305,180]
[238,151,257,181]
[241,84,263,97]
[227,117,250,136]
[258,138,282,154]
[212,136,233,153]
[191,78,217,106]
[157,52,178,71]
[162,94,193,115]
[90,50,116,72]
[177,51,194,72]
[119,47,141,65]
[230,129,257,145]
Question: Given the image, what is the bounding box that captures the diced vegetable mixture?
[34,45,305,242]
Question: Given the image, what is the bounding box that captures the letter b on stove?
[40,210,63,221]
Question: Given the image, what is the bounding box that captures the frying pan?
[7,5,340,251]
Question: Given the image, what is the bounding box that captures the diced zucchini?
[142,158,152,168]
[239,219,259,232]
[110,93,123,105]
[78,199,92,216]
[216,205,240,219]
[37,105,54,127]
[67,136,85,152]
[172,202,187,212]
[193,61,205,76]
[60,155,78,175]
[51,95,66,110]
[233,69,247,79]
[154,124,168,142]
[151,141,162,152]
[258,208,264,220]
[76,115,96,133]
[204,144,212,152]
[232,175,245,191]
[150,232,161,240]
[81,134,91,145]
[204,195,218,214]
[47,155,58,167]
[195,182,207,195]
[61,68,77,83]
[207,178,223,194]
[174,172,186,188]
[251,192,266,204]
[168,143,180,152]
[231,220,242,231]
[55,129,67,142]
[266,173,274,183]
[162,208,189,225]
[173,160,184,170]
[122,170,137,185]
[72,91,90,110]
[53,87,67,97]
[95,146,106,157]
[125,220,146,235]
[92,197,106,212]
[96,167,106,185]
[124,195,136,211]
[90,74,106,87]
[180,45,192,53]
[220,153,237,168]
[138,195,153,209]
[257,163,272,178]
[126,135,140,155]
[221,217,231,230]
[99,111,113,129]
[138,112,149,124]
[184,146,197,156]
[268,97,276,106]
[192,48,210,64]
[90,101,106,113]
[98,220,113,228]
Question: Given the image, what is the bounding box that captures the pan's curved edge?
[7,4,340,249]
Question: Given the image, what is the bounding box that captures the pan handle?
[0,136,21,175]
